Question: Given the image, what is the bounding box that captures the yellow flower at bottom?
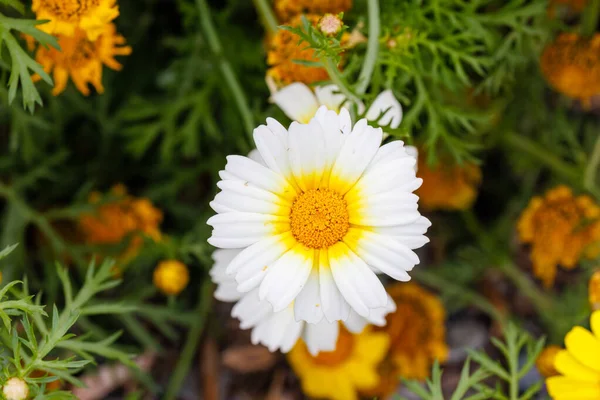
[288,326,389,400]
[274,0,352,22]
[517,185,600,288]
[32,23,131,96]
[32,0,119,41]
[415,153,482,211]
[540,33,600,107]
[546,311,600,399]
[267,14,330,86]
[153,260,190,296]
[537,345,562,378]
[590,270,600,310]
[378,283,449,381]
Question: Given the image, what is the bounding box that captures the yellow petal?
[554,350,600,381]
[343,360,379,390]
[547,376,600,399]
[353,332,390,365]
[564,327,600,372]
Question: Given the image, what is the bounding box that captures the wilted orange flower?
[540,33,600,107]
[267,14,330,86]
[288,326,389,400]
[517,186,600,288]
[274,0,352,22]
[590,270,600,310]
[32,24,131,96]
[79,184,162,263]
[376,283,449,382]
[416,154,482,211]
[536,345,561,377]
[32,0,119,41]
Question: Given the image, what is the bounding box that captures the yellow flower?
[274,0,352,22]
[540,33,600,107]
[267,14,331,86]
[517,185,600,288]
[537,345,562,378]
[546,311,600,399]
[153,260,190,296]
[32,0,119,41]
[590,270,600,310]
[377,282,449,381]
[32,24,131,96]
[416,152,482,211]
[79,184,162,263]
[288,326,389,400]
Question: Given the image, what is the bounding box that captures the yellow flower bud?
[153,260,189,296]
[536,345,561,377]
[2,378,29,400]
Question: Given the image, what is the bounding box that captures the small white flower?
[207,106,430,320]
[2,378,29,400]
[211,249,396,354]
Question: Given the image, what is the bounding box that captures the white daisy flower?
[207,104,430,321]
[211,249,396,355]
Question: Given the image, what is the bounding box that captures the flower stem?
[582,0,600,37]
[324,58,362,108]
[584,134,600,192]
[164,280,213,400]
[252,0,278,36]
[196,0,255,144]
[355,0,380,95]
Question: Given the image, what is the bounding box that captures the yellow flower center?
[312,327,354,366]
[290,188,349,249]
[39,0,99,20]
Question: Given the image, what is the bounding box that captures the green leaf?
[0,0,25,14]
[467,349,510,381]
[0,243,18,260]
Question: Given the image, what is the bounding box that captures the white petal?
[280,316,304,353]
[405,145,419,172]
[211,191,290,215]
[247,149,266,166]
[217,180,292,207]
[329,121,383,195]
[210,249,240,283]
[288,119,328,191]
[259,244,314,312]
[272,83,319,123]
[207,212,290,248]
[214,281,243,302]
[294,269,323,324]
[343,309,369,334]
[319,250,350,322]
[303,319,339,356]
[344,228,419,278]
[343,294,396,333]
[312,107,347,177]
[328,242,387,317]
[232,289,273,329]
[365,90,403,129]
[253,123,294,182]
[314,84,347,112]
[251,306,300,352]
[224,155,296,201]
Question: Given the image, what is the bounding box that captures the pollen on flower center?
[39,0,99,19]
[290,188,349,249]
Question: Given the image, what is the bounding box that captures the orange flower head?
[536,345,562,377]
[267,14,330,86]
[376,283,449,382]
[153,260,189,296]
[416,153,482,211]
[32,0,119,41]
[540,33,600,107]
[79,184,162,263]
[517,185,600,288]
[274,0,352,22]
[590,270,600,310]
[32,24,131,96]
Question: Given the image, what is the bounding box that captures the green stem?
[163,281,213,400]
[412,269,507,326]
[324,58,362,107]
[196,0,255,145]
[582,0,600,37]
[584,134,600,192]
[252,0,278,36]
[355,0,380,95]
